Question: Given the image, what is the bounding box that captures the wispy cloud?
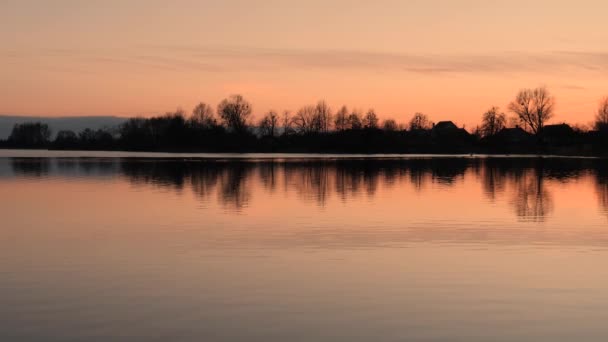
[3,46,608,75]
[559,84,587,90]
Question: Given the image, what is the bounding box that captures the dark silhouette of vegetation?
[259,110,279,137]
[362,109,379,129]
[382,119,398,132]
[480,107,506,138]
[2,90,608,155]
[596,97,608,132]
[409,112,433,130]
[7,122,51,148]
[191,102,217,128]
[217,94,252,133]
[508,86,555,135]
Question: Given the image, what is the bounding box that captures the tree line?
[2,88,608,154]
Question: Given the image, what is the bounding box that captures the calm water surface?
[1,151,608,341]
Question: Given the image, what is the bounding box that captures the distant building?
[431,121,469,139]
[540,124,575,145]
[434,121,459,131]
[494,126,532,144]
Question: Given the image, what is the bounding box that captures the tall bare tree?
[281,111,295,136]
[191,102,216,128]
[508,87,555,135]
[347,110,362,130]
[293,105,319,134]
[363,109,379,129]
[334,106,349,131]
[480,106,506,137]
[217,94,252,133]
[409,112,432,130]
[259,110,279,137]
[315,100,332,132]
[596,97,608,131]
[382,119,398,131]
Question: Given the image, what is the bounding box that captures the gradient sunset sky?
[1,0,607,128]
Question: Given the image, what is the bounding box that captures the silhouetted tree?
[282,111,295,136]
[9,122,51,147]
[334,106,349,131]
[191,102,217,128]
[480,106,506,137]
[596,97,608,131]
[509,86,555,135]
[293,105,320,134]
[259,110,279,137]
[79,128,115,149]
[382,119,398,132]
[347,111,362,130]
[54,130,78,148]
[79,128,96,145]
[217,94,252,133]
[363,109,379,129]
[315,100,332,132]
[409,112,432,130]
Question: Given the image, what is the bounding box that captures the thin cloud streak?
[157,46,608,74]
[3,46,608,76]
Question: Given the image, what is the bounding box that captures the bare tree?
[409,112,432,130]
[217,94,252,133]
[596,97,608,131]
[362,109,379,129]
[282,111,295,136]
[315,100,332,132]
[480,106,506,137]
[293,105,319,134]
[259,110,279,137]
[347,110,362,130]
[191,102,216,128]
[508,87,555,135]
[382,119,398,132]
[334,106,349,131]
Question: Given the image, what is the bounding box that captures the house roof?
[541,124,574,136]
[495,127,532,141]
[433,121,458,130]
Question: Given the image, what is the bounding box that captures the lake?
[1,151,608,341]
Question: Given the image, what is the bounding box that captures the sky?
[1,0,607,128]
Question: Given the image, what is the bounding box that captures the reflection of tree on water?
[597,181,608,218]
[258,162,278,193]
[11,158,50,178]
[482,166,507,201]
[510,167,554,222]
[481,159,526,201]
[481,159,558,221]
[218,164,253,211]
[409,166,426,191]
[12,157,608,221]
[484,161,554,221]
[189,164,221,199]
[284,163,331,205]
[121,160,191,191]
[120,161,254,211]
[429,159,468,186]
[594,161,608,218]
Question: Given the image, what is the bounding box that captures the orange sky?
[1,0,607,129]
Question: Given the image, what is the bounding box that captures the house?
[540,124,575,145]
[434,121,459,131]
[494,126,532,144]
[431,121,470,139]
